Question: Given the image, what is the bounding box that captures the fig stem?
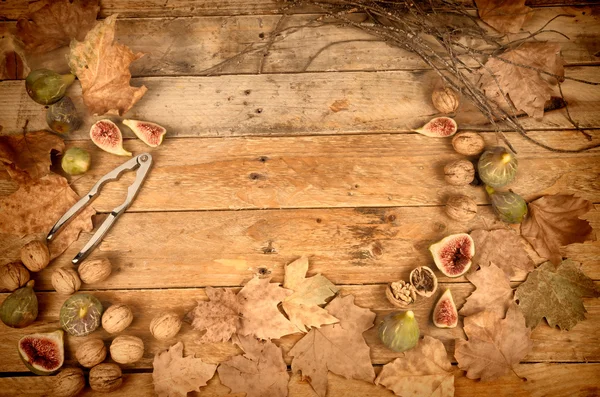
[61,73,76,87]
[485,186,495,196]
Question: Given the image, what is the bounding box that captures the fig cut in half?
[414,117,458,138]
[432,289,458,328]
[123,119,167,147]
[409,266,438,297]
[429,233,474,277]
[90,119,132,156]
[18,330,65,375]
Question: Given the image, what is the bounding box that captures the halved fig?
[432,289,458,328]
[409,266,438,297]
[414,117,458,138]
[90,119,131,156]
[429,233,474,277]
[18,330,65,375]
[123,119,166,147]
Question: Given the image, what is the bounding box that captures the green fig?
[0,280,38,328]
[478,146,518,188]
[378,310,420,352]
[26,69,75,105]
[486,186,528,224]
[47,96,82,135]
[61,147,91,175]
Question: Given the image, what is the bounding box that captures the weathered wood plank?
[1,0,598,19]
[8,7,599,77]
[2,130,598,211]
[2,205,597,291]
[0,285,598,373]
[1,363,599,397]
[2,68,600,137]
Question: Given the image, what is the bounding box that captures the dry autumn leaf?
[289,294,376,397]
[16,0,100,54]
[521,194,596,266]
[68,14,147,116]
[455,303,532,381]
[218,335,289,397]
[460,264,513,317]
[152,342,217,397]
[375,336,454,397]
[0,131,64,181]
[0,173,95,261]
[0,26,29,80]
[515,260,599,330]
[470,229,534,277]
[474,0,532,34]
[282,256,339,332]
[238,276,297,340]
[187,287,240,343]
[479,42,564,119]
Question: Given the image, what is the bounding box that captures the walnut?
[0,262,30,292]
[452,131,486,156]
[432,86,460,114]
[409,266,438,297]
[51,267,82,295]
[385,280,417,307]
[51,367,86,397]
[150,311,182,340]
[444,159,475,186]
[76,338,107,368]
[78,258,112,284]
[446,194,478,221]
[102,304,133,334]
[20,240,50,272]
[110,335,144,364]
[89,363,122,392]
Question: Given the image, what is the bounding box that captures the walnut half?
[385,280,417,307]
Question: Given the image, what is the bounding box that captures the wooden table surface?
[1,1,600,396]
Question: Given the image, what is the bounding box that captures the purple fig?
[123,119,166,147]
[414,117,458,138]
[429,233,474,277]
[90,120,131,156]
[432,289,458,328]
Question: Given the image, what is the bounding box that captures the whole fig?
[61,147,91,175]
[0,280,38,328]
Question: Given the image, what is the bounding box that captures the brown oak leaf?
[289,294,376,397]
[238,276,297,340]
[479,43,564,119]
[152,342,217,397]
[0,131,64,181]
[515,260,600,330]
[0,173,95,262]
[455,303,533,381]
[475,0,532,34]
[282,256,339,332]
[68,14,147,116]
[521,194,596,266]
[460,264,513,317]
[16,0,100,54]
[187,287,240,343]
[218,335,289,397]
[470,229,534,277]
[375,336,454,397]
[0,26,29,80]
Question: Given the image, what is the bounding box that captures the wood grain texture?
[1,67,599,137]
[1,131,597,212]
[7,7,600,77]
[2,205,597,290]
[0,363,599,397]
[1,0,598,19]
[0,284,598,373]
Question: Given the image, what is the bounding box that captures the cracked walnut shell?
[386,280,417,307]
[110,335,144,365]
[409,266,438,297]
